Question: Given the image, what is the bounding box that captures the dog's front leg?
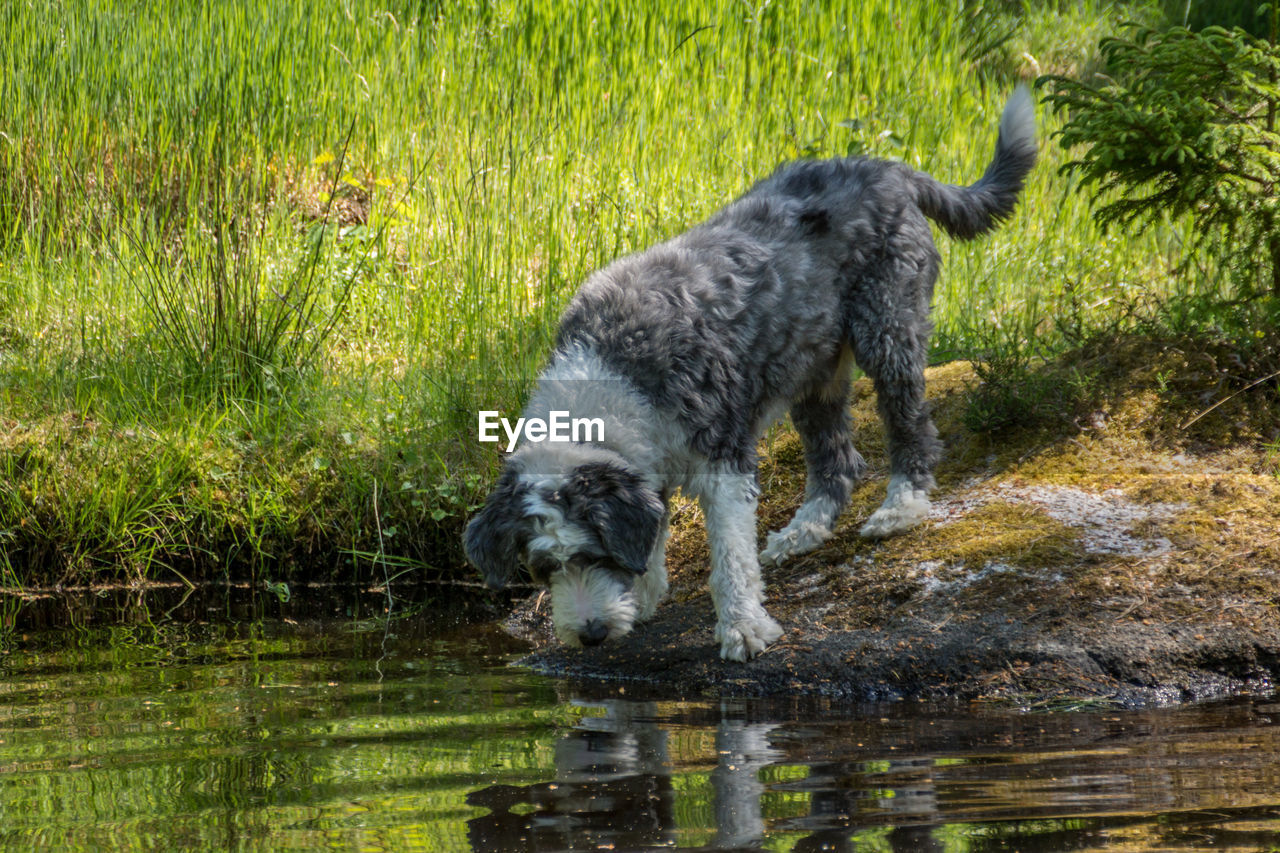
[632,508,670,622]
[699,472,783,661]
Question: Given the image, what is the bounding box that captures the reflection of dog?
[466,88,1036,660]
[465,699,779,850]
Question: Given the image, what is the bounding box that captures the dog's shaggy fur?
[466,88,1037,660]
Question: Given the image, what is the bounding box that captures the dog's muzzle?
[579,619,609,647]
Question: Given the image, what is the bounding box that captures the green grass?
[0,0,1180,586]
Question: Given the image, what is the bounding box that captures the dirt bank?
[508,353,1280,707]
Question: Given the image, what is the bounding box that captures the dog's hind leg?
[697,467,784,661]
[857,371,937,539]
[848,275,943,539]
[761,349,866,566]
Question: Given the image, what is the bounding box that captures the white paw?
[716,611,784,661]
[760,522,832,568]
[759,529,794,568]
[859,490,930,539]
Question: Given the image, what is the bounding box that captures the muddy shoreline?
[513,596,1280,708]
[502,361,1280,708]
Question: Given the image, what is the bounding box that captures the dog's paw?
[632,575,669,623]
[859,489,930,539]
[758,529,793,568]
[716,612,784,661]
[760,521,833,568]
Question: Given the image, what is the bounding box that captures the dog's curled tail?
[912,85,1037,241]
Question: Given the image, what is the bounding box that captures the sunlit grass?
[0,0,1172,584]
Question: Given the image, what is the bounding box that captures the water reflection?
[2,587,1280,851]
[467,700,784,850]
[465,692,1280,852]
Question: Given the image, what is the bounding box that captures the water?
[2,587,1280,851]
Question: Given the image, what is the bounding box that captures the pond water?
[3,586,1280,851]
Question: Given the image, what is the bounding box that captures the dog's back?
[556,88,1035,456]
[725,84,1037,258]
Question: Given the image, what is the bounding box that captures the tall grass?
[0,0,1172,585]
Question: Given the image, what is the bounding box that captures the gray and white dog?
[466,87,1036,661]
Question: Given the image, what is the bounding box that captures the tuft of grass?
[960,321,1095,436]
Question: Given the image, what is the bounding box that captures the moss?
[895,502,1082,571]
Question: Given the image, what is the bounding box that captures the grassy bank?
[0,0,1193,587]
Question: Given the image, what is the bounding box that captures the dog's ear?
[464,467,528,590]
[564,463,665,576]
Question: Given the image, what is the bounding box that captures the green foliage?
[1042,7,1280,297]
[1164,0,1274,35]
[124,139,379,400]
[961,307,1097,435]
[0,0,1182,584]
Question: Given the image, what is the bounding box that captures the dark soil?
[513,593,1279,708]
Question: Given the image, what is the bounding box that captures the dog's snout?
[579,620,609,647]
